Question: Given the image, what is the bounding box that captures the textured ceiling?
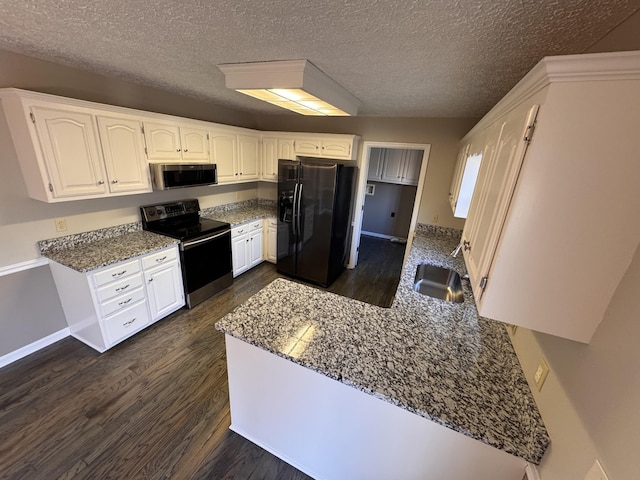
[0,0,638,117]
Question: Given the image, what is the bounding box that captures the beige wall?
[255,116,477,230]
[585,9,640,53]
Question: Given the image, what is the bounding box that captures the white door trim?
[348,141,431,268]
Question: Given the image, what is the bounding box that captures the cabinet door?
[180,127,209,162]
[249,229,264,267]
[145,261,184,322]
[232,234,249,277]
[462,104,539,301]
[321,139,352,159]
[380,150,404,183]
[278,138,296,160]
[262,137,278,181]
[96,116,152,194]
[144,122,182,161]
[367,148,384,181]
[210,130,238,184]
[450,144,471,212]
[31,106,107,198]
[266,220,277,263]
[237,134,260,180]
[294,138,321,156]
[401,150,422,185]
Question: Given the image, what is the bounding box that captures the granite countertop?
[216,226,550,464]
[40,229,179,273]
[201,201,276,226]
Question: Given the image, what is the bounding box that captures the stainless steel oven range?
[140,199,232,308]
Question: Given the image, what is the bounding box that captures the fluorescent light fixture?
[218,60,360,116]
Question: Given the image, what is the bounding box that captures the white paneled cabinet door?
[145,261,184,322]
[266,219,277,263]
[462,104,539,302]
[262,136,278,181]
[278,138,296,160]
[180,127,209,162]
[237,134,260,180]
[380,150,404,183]
[249,229,264,268]
[401,150,422,185]
[294,138,321,156]
[30,106,107,198]
[321,138,352,159]
[96,116,152,194]
[144,122,182,160]
[210,130,238,183]
[232,234,249,277]
[367,148,384,181]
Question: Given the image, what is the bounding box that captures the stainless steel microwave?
[150,163,218,190]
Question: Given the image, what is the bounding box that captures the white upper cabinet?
[96,116,152,194]
[31,105,108,198]
[294,135,359,160]
[210,129,238,184]
[371,149,421,186]
[237,133,260,180]
[144,121,209,162]
[278,138,296,160]
[459,51,640,343]
[261,136,278,182]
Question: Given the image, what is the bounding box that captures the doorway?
[348,142,431,269]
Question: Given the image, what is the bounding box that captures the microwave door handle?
[297,183,303,238]
[292,183,299,236]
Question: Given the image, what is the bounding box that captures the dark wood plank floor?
[0,235,405,480]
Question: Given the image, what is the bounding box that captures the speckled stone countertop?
[39,228,179,273]
[216,225,550,464]
[202,199,276,226]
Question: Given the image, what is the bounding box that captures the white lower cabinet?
[49,244,185,352]
[231,221,265,277]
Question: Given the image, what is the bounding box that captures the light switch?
[584,460,609,480]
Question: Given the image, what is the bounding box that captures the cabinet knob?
[112,179,118,184]
[239,172,243,175]
[184,149,188,152]
[176,148,181,152]
[98,180,105,185]
[148,278,154,283]
[463,240,471,251]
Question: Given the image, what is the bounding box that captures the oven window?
[182,232,232,293]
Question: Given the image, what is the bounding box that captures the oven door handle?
[181,229,231,249]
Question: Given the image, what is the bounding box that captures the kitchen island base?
[225,334,527,480]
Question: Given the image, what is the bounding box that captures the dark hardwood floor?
[0,235,405,479]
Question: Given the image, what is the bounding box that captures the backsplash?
[38,222,141,253]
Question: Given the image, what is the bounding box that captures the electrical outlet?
[390,212,395,217]
[54,218,67,232]
[584,460,609,480]
[533,359,549,391]
[431,214,439,223]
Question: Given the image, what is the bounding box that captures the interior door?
[296,160,337,285]
[277,160,299,277]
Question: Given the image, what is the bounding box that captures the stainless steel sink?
[413,264,464,303]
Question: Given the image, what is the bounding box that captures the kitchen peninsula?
[216,226,549,480]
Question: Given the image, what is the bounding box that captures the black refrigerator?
[277,157,356,287]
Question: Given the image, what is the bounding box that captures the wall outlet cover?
[54,218,67,232]
[533,359,550,391]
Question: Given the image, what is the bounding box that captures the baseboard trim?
[361,231,394,240]
[0,328,70,369]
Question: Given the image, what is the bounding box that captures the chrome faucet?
[450,242,463,257]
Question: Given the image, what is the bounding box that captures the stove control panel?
[140,199,200,224]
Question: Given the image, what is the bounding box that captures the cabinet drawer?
[232,225,248,238]
[103,300,150,345]
[100,286,146,317]
[249,221,262,231]
[96,272,143,302]
[267,218,277,227]
[141,247,178,270]
[93,259,140,287]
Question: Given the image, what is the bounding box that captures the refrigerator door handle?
[297,183,303,238]
[292,183,299,236]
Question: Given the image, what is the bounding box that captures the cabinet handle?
[118,298,132,306]
[155,256,167,263]
[176,148,181,152]
[112,179,118,184]
[116,284,130,292]
[463,240,471,251]
[235,173,238,176]
[239,172,243,175]
[112,270,127,277]
[148,278,153,283]
[98,180,105,185]
[184,149,188,152]
[238,229,244,233]
[123,318,136,327]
